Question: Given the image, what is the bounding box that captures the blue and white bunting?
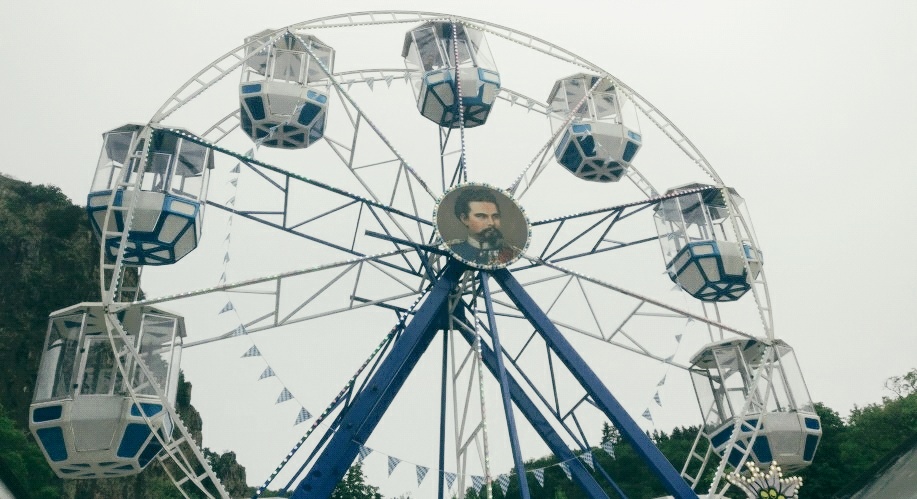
[657,375,667,386]
[602,440,616,458]
[415,465,429,486]
[387,456,400,476]
[653,391,662,405]
[675,333,683,343]
[444,472,456,490]
[471,475,485,493]
[230,163,241,174]
[357,445,372,464]
[294,407,311,425]
[559,462,572,481]
[533,469,545,487]
[229,178,238,186]
[219,301,234,313]
[219,271,227,284]
[242,346,261,358]
[581,451,595,470]
[223,252,231,264]
[498,474,510,495]
[259,367,275,380]
[276,388,293,404]
[642,408,654,423]
[230,325,246,337]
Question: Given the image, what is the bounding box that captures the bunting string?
[340,443,615,495]
[640,315,690,430]
[252,277,437,498]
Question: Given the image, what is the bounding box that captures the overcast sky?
[4,0,917,494]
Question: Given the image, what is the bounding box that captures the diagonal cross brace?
[291,262,465,499]
[491,268,698,499]
[452,310,610,498]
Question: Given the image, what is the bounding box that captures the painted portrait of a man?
[436,185,528,269]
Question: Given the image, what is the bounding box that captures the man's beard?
[479,227,504,247]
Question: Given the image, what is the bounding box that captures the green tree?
[600,422,620,445]
[330,464,382,499]
[205,448,248,497]
[0,403,62,499]
[885,368,917,398]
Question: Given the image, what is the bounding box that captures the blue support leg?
[291,262,465,499]
[438,329,449,499]
[480,274,532,499]
[491,268,697,499]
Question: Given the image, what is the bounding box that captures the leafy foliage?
[885,368,917,398]
[331,464,383,499]
[0,176,100,425]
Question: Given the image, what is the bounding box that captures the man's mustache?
[481,227,503,243]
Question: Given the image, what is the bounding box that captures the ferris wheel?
[27,11,823,499]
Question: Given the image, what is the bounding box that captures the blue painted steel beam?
[438,329,449,499]
[480,274,532,499]
[491,268,698,499]
[291,262,465,499]
[452,313,610,498]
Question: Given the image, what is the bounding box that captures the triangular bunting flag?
[533,468,545,487]
[229,178,238,186]
[357,445,372,464]
[498,474,510,495]
[387,456,400,476]
[664,354,675,363]
[223,252,231,264]
[602,440,616,458]
[219,272,227,284]
[581,451,594,470]
[675,333,683,342]
[657,375,667,386]
[384,75,394,87]
[259,367,275,380]
[642,408,654,423]
[219,301,234,313]
[366,79,374,90]
[444,472,456,490]
[654,391,662,405]
[471,475,485,493]
[226,196,236,206]
[230,163,241,173]
[559,462,572,481]
[415,465,429,486]
[294,407,311,425]
[242,346,260,358]
[276,388,293,404]
[230,325,245,337]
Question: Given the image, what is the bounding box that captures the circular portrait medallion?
[435,184,530,269]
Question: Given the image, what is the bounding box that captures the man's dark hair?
[454,187,499,219]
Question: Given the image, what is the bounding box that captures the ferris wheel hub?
[435,183,530,270]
